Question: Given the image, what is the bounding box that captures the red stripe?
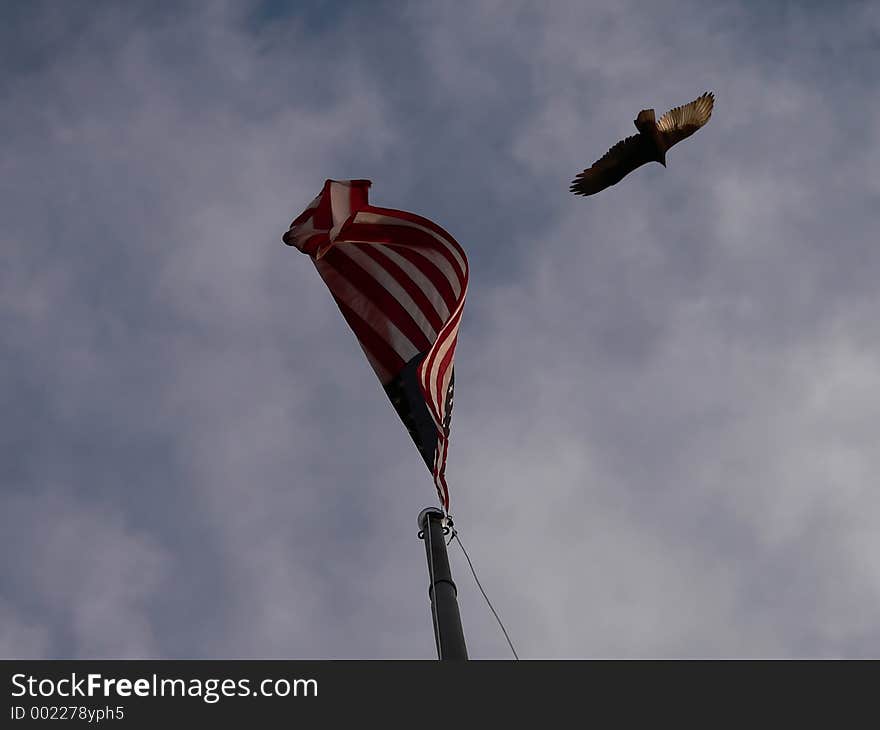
[433,333,458,425]
[377,244,458,314]
[350,242,444,334]
[313,181,333,229]
[363,205,468,271]
[323,251,431,354]
[348,180,370,213]
[301,232,328,255]
[433,436,450,511]
[429,334,457,422]
[341,222,466,290]
[419,305,464,425]
[334,298,406,379]
[421,305,464,389]
[441,438,450,509]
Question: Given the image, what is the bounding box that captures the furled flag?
[282,180,468,513]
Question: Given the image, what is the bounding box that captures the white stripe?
[433,434,443,476]
[345,234,461,301]
[288,195,324,245]
[438,363,454,423]
[328,182,353,241]
[355,243,450,321]
[433,433,449,507]
[329,182,352,228]
[427,329,458,418]
[292,212,316,240]
[403,244,461,299]
[355,210,468,277]
[404,246,463,300]
[422,298,465,416]
[352,211,465,296]
[338,246,438,342]
[316,260,420,365]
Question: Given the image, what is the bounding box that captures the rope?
[450,527,520,660]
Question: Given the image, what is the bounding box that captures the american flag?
[283,179,468,512]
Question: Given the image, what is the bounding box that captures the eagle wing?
[656,91,714,150]
[569,134,655,196]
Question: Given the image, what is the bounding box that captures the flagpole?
[418,507,468,660]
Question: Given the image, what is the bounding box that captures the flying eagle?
[570,92,714,196]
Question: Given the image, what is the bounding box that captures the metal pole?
[418,507,468,660]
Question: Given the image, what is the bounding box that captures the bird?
[569,91,714,196]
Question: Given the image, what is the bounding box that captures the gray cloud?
[1,488,169,657]
[1,0,878,658]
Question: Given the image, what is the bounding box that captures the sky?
[1,0,879,659]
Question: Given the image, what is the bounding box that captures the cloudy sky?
[2,0,879,659]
